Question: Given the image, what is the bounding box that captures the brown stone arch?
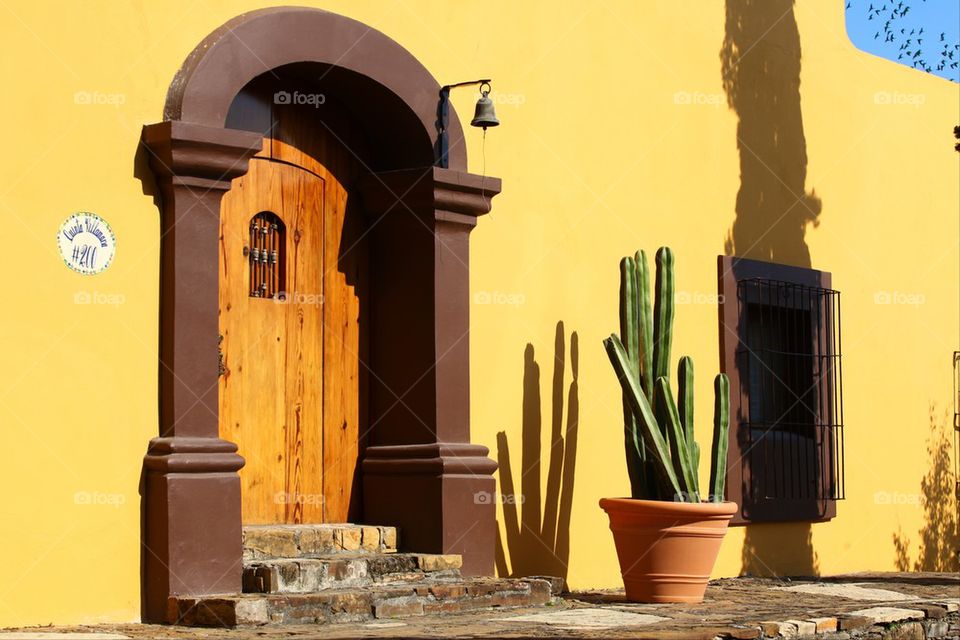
[139,7,499,622]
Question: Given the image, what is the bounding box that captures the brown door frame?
[139,8,500,622]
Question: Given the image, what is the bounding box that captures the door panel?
[269,104,368,523]
[219,157,325,524]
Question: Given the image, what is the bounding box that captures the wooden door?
[218,113,366,524]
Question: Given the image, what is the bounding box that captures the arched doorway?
[139,8,500,622]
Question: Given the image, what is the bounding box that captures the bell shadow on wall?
[495,322,578,586]
[720,0,822,577]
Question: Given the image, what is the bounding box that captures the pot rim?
[599,497,738,516]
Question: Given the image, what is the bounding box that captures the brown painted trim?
[359,169,500,576]
[363,443,499,475]
[717,255,837,525]
[139,122,261,622]
[163,6,467,171]
[140,8,501,621]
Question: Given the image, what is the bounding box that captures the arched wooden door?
[218,103,366,525]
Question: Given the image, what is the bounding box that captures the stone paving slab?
[3,574,958,639]
[506,609,670,629]
[776,583,921,601]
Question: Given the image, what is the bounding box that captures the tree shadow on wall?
[720,0,821,268]
[495,322,578,585]
[722,0,822,577]
[893,406,959,573]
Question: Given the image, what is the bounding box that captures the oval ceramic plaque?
[57,212,116,275]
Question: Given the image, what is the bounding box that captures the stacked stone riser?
[244,553,463,594]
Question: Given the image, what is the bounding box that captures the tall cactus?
[710,373,730,503]
[606,246,730,503]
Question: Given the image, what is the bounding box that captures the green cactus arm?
[709,373,731,503]
[618,257,647,498]
[678,356,699,492]
[604,334,683,499]
[654,377,700,502]
[690,441,701,495]
[652,247,675,384]
[635,250,654,398]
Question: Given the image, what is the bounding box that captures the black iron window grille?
[247,212,285,299]
[736,278,845,506]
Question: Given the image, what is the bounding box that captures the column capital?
[141,121,263,191]
[360,167,502,225]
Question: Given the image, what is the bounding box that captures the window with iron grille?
[247,212,285,299]
[718,256,844,523]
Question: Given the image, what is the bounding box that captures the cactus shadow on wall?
[892,406,959,573]
[495,322,579,584]
[721,0,822,577]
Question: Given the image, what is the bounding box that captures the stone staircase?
[166,524,556,627]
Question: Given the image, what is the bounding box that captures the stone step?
[243,552,463,594]
[242,524,398,561]
[168,577,554,627]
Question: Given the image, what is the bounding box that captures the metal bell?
[470,88,499,130]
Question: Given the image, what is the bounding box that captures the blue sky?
[845,0,960,82]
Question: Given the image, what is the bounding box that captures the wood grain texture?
[219,97,367,525]
[269,104,368,523]
[219,158,325,525]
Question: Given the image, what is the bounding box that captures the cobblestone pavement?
[2,573,958,639]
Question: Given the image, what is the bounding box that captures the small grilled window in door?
[246,212,285,299]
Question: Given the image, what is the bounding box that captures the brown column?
[139,121,262,622]
[360,167,502,576]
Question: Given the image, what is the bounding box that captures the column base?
[141,437,245,622]
[362,443,497,576]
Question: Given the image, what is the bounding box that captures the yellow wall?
[0,0,955,626]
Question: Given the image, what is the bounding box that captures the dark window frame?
[717,256,844,525]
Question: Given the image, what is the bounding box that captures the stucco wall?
[0,0,955,626]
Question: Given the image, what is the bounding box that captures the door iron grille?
[736,277,844,503]
[247,212,285,299]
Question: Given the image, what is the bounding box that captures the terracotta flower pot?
[599,497,737,603]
